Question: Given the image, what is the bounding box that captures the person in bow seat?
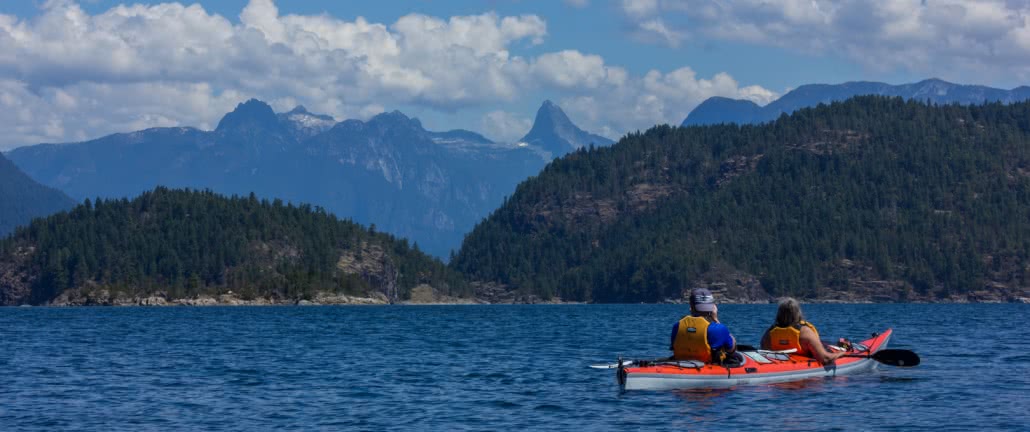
[761,297,844,365]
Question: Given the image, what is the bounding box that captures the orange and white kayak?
[617,329,893,391]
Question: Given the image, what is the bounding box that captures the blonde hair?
[775,297,804,328]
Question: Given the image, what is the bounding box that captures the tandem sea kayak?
[614,329,895,391]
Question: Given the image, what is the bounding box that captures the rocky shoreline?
[44,289,391,307]
[30,285,576,307]
[6,281,1029,307]
[17,293,1030,307]
[662,295,1030,305]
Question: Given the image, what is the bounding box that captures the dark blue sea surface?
[1,304,1027,430]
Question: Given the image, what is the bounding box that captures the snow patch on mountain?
[279,106,337,139]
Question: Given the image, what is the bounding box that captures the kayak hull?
[619,329,892,391]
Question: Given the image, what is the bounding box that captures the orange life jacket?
[767,321,819,357]
[672,315,712,362]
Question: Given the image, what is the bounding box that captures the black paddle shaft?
[845,349,921,367]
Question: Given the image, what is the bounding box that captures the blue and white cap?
[689,288,716,312]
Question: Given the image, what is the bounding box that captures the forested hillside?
[0,188,466,305]
[454,97,1030,303]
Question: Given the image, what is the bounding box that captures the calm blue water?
[1,304,1027,431]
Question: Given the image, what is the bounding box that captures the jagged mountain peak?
[519,100,613,158]
[539,99,559,110]
[371,110,411,121]
[215,98,281,133]
[531,100,572,128]
[229,98,275,117]
[369,110,423,130]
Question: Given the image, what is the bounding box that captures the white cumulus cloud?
[618,0,1030,82]
[480,110,533,142]
[0,0,774,150]
[557,66,777,139]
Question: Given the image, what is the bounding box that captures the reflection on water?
[673,388,733,423]
[877,375,925,383]
[766,376,833,391]
[673,387,734,404]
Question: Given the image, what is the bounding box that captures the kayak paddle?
[589,349,799,369]
[590,358,709,369]
[736,345,798,355]
[844,349,920,367]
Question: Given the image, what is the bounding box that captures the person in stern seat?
[761,297,844,365]
[670,288,737,364]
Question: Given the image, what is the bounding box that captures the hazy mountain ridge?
[7,99,606,257]
[683,78,1030,126]
[0,153,76,237]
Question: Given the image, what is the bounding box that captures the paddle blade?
[589,360,636,369]
[871,349,920,367]
[589,363,622,369]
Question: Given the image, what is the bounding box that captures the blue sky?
[0,0,1027,149]
[2,1,928,88]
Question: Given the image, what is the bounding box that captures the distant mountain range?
[683,78,1030,126]
[0,152,75,237]
[6,99,608,257]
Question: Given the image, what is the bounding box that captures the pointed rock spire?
[518,100,613,158]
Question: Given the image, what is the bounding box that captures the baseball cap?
[689,288,716,312]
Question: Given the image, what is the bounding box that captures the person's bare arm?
[760,330,770,350]
[800,326,844,365]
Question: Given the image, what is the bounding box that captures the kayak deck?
[619,329,892,390]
